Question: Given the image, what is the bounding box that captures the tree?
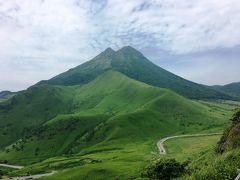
[143,158,187,180]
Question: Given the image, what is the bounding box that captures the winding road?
[157,133,222,154]
[0,163,56,180]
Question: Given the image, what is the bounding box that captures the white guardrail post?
[235,169,240,180]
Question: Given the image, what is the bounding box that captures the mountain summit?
[38,46,231,99]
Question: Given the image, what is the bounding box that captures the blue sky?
[0,0,240,91]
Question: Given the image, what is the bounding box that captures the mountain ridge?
[0,91,17,101]
[0,70,232,165]
[37,46,233,100]
[211,82,240,99]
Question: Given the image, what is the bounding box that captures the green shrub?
[143,158,187,180]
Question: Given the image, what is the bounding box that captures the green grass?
[178,148,240,180]
[0,71,236,179]
[0,166,15,179]
[164,135,221,161]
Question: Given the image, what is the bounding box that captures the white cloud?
[0,0,240,90]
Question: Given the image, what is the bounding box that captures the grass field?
[164,134,221,161]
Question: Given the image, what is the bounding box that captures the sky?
[0,0,240,91]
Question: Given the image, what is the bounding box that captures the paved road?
[157,133,222,154]
[0,164,23,169]
[0,163,56,179]
[3,171,55,180]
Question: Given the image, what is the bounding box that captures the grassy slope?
[164,135,221,161]
[161,101,238,162]
[180,142,240,180]
[40,100,233,179]
[173,109,240,180]
[0,85,75,148]
[0,71,235,179]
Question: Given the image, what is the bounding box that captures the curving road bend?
[157,133,222,154]
[0,163,56,180]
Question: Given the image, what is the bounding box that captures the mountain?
[0,71,223,150]
[0,91,16,101]
[0,71,231,167]
[38,46,232,100]
[38,48,114,86]
[211,82,240,99]
[0,47,236,179]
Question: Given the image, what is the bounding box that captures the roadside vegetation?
[138,108,240,180]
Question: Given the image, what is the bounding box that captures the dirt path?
[157,133,222,154]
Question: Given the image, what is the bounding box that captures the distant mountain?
[0,91,16,100]
[211,82,240,99]
[38,46,231,100]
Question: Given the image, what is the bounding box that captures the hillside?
[0,71,231,169]
[179,109,240,179]
[0,47,237,179]
[212,82,240,99]
[216,110,240,153]
[38,46,231,100]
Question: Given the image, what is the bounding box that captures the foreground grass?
[9,141,154,179]
[37,134,223,179]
